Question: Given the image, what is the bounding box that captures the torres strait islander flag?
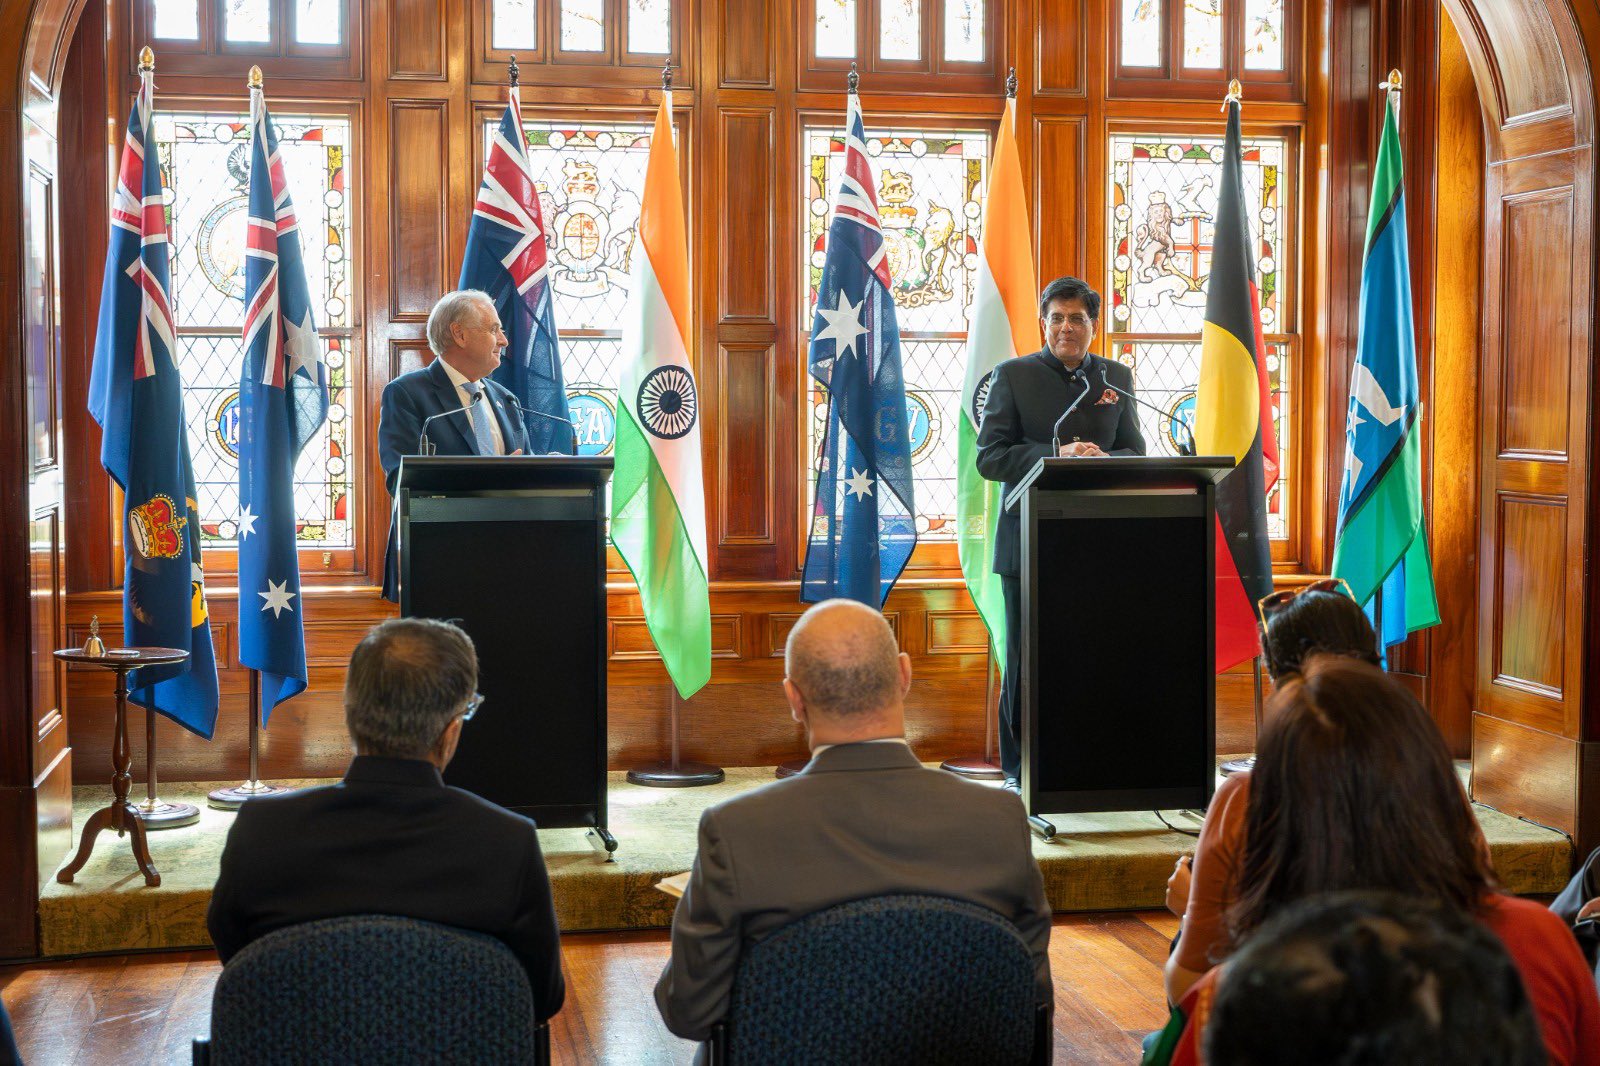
[1331,89,1439,649]
[611,90,712,700]
[1194,93,1279,672]
[958,94,1037,665]
[87,58,221,738]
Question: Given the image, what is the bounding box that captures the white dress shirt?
[437,356,505,456]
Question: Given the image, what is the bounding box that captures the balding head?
[783,600,911,745]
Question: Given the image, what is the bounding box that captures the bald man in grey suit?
[654,599,1052,1045]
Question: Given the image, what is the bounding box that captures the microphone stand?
[1099,373,1197,456]
[1050,368,1095,454]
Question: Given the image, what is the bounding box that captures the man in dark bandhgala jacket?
[207,617,564,1021]
[976,276,1146,788]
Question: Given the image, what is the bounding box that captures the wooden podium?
[397,455,616,852]
[1005,456,1232,837]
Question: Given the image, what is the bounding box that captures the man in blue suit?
[378,289,530,602]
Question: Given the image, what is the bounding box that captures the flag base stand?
[942,644,1004,780]
[208,671,295,810]
[1219,657,1266,779]
[136,706,200,829]
[628,689,724,788]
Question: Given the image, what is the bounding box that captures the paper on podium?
[656,871,691,899]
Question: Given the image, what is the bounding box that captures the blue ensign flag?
[800,93,917,607]
[460,86,574,454]
[87,66,220,738]
[237,84,330,718]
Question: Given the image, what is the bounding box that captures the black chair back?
[196,915,547,1065]
[711,893,1044,1066]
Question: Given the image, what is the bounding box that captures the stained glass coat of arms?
[153,111,353,548]
[803,125,989,540]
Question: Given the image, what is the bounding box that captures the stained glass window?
[153,112,355,548]
[802,125,989,541]
[1107,131,1291,539]
[152,0,199,39]
[504,119,663,458]
[629,0,671,52]
[295,0,342,43]
[561,0,605,51]
[944,0,984,61]
[1121,0,1162,67]
[880,0,921,61]
[817,0,857,58]
[1244,0,1285,70]
[492,0,537,49]
[1183,0,1222,68]
[224,0,271,42]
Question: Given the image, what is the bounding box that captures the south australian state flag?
[1194,97,1279,672]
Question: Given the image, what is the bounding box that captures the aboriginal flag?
[1194,96,1278,672]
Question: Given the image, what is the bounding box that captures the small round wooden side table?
[53,646,188,888]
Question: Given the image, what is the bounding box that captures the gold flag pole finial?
[248,65,263,90]
[1222,78,1243,111]
[138,46,155,72]
[1384,68,1402,93]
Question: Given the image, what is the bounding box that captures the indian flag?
[612,91,712,699]
[958,96,1037,665]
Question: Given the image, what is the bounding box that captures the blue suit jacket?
[378,358,530,601]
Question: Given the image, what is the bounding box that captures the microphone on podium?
[417,391,485,456]
[508,400,580,455]
[1099,371,1196,456]
[1051,367,1095,454]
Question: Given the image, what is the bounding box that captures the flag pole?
[943,67,1016,782]
[624,60,725,790]
[136,713,200,828]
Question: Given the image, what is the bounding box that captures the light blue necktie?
[460,380,499,456]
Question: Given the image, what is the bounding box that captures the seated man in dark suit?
[377,289,531,601]
[206,618,564,1021]
[655,599,1052,1042]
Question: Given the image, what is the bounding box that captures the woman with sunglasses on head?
[1163,583,1381,995]
[1161,657,1600,1065]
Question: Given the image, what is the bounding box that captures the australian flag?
[237,84,329,718]
[87,66,220,738]
[460,86,574,454]
[800,93,917,607]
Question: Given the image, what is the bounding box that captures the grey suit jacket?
[654,741,1053,1042]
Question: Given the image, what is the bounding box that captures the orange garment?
[1171,772,1600,1065]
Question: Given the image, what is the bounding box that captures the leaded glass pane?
[1182,0,1222,68]
[493,0,537,50]
[817,0,856,58]
[1245,0,1285,70]
[801,124,989,541]
[880,0,921,61]
[152,0,199,40]
[628,0,671,53]
[561,0,605,51]
[1105,339,1289,538]
[944,0,984,61]
[1107,133,1284,335]
[295,0,341,43]
[1121,0,1161,67]
[224,0,270,42]
[510,119,665,456]
[153,112,355,549]
[156,113,353,331]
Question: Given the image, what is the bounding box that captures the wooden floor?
[1,911,1180,1065]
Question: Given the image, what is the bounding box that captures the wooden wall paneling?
[1473,713,1579,834]
[716,344,777,546]
[718,0,773,88]
[387,0,448,80]
[1032,115,1085,290]
[1491,494,1568,716]
[1033,0,1086,97]
[1427,5,1484,756]
[1498,191,1573,456]
[386,100,451,320]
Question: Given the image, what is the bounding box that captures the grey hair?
[345,618,477,758]
[425,289,495,356]
[784,599,902,718]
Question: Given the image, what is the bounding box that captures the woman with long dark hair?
[1165,657,1599,1065]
